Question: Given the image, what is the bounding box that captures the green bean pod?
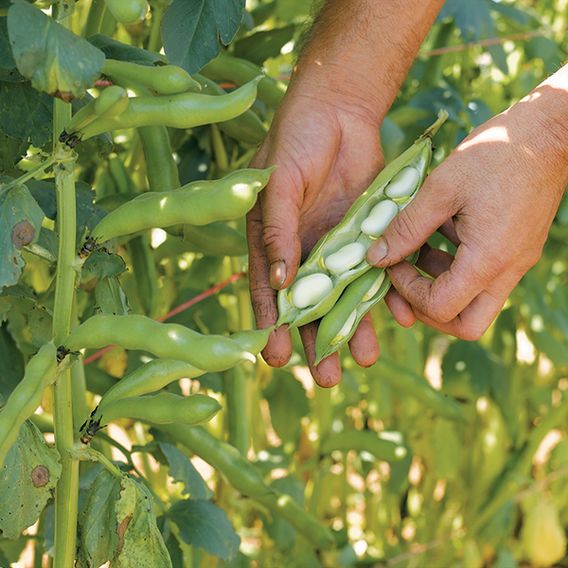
[320,429,409,463]
[314,268,390,363]
[158,424,336,549]
[96,359,204,415]
[314,251,419,363]
[102,59,201,95]
[277,111,447,328]
[194,74,267,145]
[75,77,262,140]
[94,85,130,117]
[64,314,269,372]
[63,86,129,138]
[99,392,220,425]
[376,358,467,422]
[0,342,58,467]
[104,0,148,23]
[182,222,248,256]
[89,168,273,243]
[201,54,286,109]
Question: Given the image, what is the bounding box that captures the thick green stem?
[224,258,253,455]
[51,98,80,568]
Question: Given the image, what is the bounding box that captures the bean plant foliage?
[0,0,567,567]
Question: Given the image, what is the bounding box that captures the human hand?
[247,80,385,387]
[368,91,568,340]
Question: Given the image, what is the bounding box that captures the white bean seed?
[360,200,398,237]
[331,310,357,344]
[362,272,386,302]
[385,167,420,199]
[324,242,367,274]
[290,273,333,309]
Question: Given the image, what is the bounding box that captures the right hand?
[247,79,385,387]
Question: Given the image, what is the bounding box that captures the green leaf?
[28,179,105,245]
[275,0,312,20]
[7,1,105,99]
[0,322,24,401]
[0,183,45,292]
[0,17,15,70]
[263,370,309,444]
[168,499,240,562]
[0,81,52,147]
[530,329,568,366]
[0,131,27,175]
[441,341,493,399]
[114,476,172,567]
[161,0,246,74]
[439,0,494,41]
[233,25,296,65]
[94,276,130,316]
[380,117,405,164]
[88,34,166,66]
[82,250,127,280]
[0,421,62,539]
[159,441,212,500]
[77,469,121,568]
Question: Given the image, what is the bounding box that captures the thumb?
[260,163,303,290]
[367,172,458,267]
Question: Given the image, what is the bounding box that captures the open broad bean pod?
[314,251,419,363]
[277,111,448,329]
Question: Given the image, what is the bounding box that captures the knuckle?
[388,211,423,254]
[429,298,458,323]
[457,324,486,342]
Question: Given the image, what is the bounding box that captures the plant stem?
[69,445,124,479]
[147,4,164,52]
[2,156,57,190]
[51,98,80,568]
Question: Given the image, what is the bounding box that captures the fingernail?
[368,238,388,266]
[270,261,287,289]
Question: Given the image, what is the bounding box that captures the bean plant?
[0,1,567,567]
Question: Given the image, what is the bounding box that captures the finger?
[412,289,506,340]
[247,201,292,367]
[384,288,416,328]
[367,169,460,267]
[416,244,453,277]
[259,162,303,290]
[299,323,342,388]
[412,269,522,340]
[387,245,491,323]
[438,218,460,247]
[249,136,270,169]
[348,313,380,367]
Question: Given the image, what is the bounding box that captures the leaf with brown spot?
[0,183,44,291]
[0,421,61,539]
[30,465,49,487]
[12,220,35,249]
[113,477,172,567]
